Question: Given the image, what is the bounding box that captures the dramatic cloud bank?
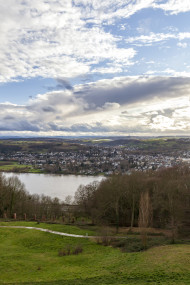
[1,76,190,136]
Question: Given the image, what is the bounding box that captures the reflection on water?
[3,172,104,201]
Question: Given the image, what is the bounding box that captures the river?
[2,172,104,201]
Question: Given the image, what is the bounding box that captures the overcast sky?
[0,0,190,137]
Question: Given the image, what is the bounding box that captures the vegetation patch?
[111,236,170,252]
[58,244,83,256]
[0,160,32,172]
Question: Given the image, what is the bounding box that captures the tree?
[91,175,126,232]
[74,181,99,218]
[5,176,26,217]
[138,190,153,228]
[126,171,144,228]
[152,166,190,240]
[0,173,7,216]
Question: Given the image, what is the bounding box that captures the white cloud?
[0,0,139,83]
[154,0,190,15]
[73,0,156,23]
[126,31,190,47]
[178,32,190,40]
[149,115,175,130]
[126,32,175,45]
[92,67,123,74]
[3,0,190,83]
[177,42,187,48]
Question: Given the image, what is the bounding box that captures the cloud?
[42,106,56,112]
[74,76,190,109]
[126,32,190,46]
[3,115,15,120]
[92,66,123,74]
[47,78,74,91]
[97,102,121,111]
[0,120,40,132]
[1,1,190,136]
[2,1,190,83]
[56,78,73,91]
[0,0,138,83]
[0,76,190,135]
[126,32,175,45]
[73,0,156,23]
[154,0,190,15]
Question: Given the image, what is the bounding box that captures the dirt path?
[0,225,169,238]
[0,226,92,238]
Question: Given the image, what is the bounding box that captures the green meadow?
[0,161,42,173]
[0,222,189,284]
[0,161,32,172]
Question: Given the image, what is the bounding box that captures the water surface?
[3,172,104,201]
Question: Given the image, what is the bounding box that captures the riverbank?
[0,161,106,176]
[0,161,42,173]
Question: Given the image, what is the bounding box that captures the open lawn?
[0,222,189,284]
[0,161,32,172]
[0,161,42,173]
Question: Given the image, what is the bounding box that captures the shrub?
[58,244,83,256]
[73,245,83,255]
[95,227,115,246]
[96,235,114,246]
[111,236,169,252]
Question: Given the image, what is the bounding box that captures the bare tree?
[138,190,153,249]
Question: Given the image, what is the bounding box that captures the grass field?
[0,161,42,173]
[0,222,189,284]
[0,161,32,171]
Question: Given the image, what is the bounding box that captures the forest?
[0,165,190,239]
[75,165,190,238]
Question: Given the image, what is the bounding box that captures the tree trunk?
[115,200,119,233]
[130,194,135,228]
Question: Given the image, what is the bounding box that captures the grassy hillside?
[0,222,189,284]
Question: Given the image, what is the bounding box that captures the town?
[0,137,190,175]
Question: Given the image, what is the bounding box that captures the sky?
[0,0,190,137]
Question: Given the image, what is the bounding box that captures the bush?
[112,237,145,252]
[95,227,115,246]
[73,245,83,255]
[111,236,169,252]
[58,244,83,256]
[96,235,114,246]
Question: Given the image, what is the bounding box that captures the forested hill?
[0,137,190,154]
[99,138,190,154]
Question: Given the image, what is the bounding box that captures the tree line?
[0,174,63,220]
[75,165,190,237]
